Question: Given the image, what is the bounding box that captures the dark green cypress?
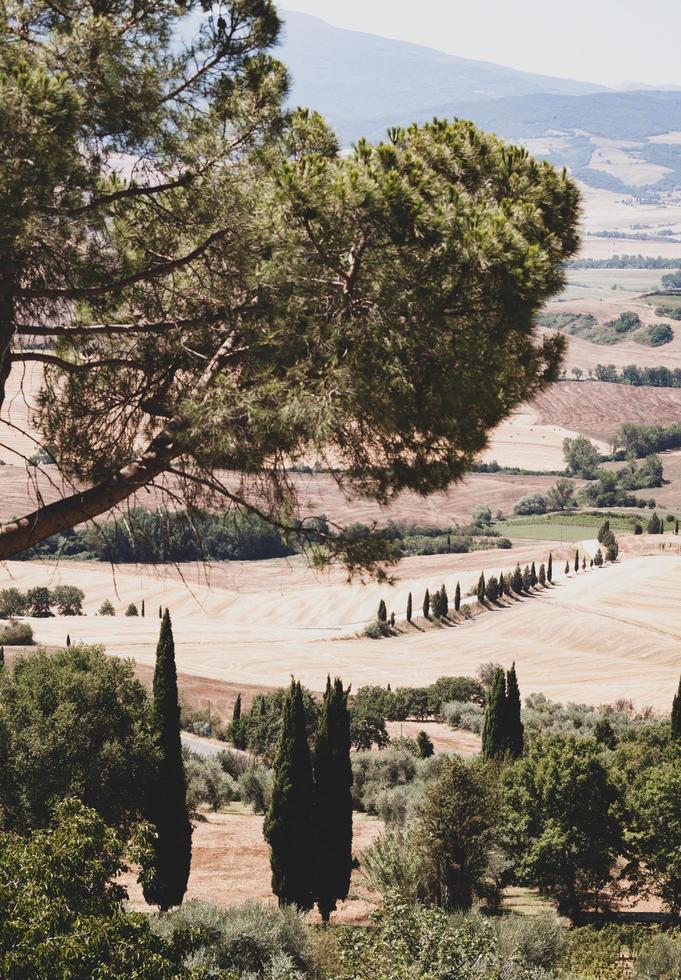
[477,572,486,603]
[574,550,579,573]
[264,680,315,910]
[582,557,586,570]
[406,592,413,623]
[672,675,681,740]
[66,634,70,647]
[482,668,507,761]
[512,564,523,595]
[547,553,553,583]
[499,572,505,597]
[505,663,524,759]
[159,604,162,619]
[377,600,387,623]
[314,677,353,923]
[565,560,570,575]
[441,584,448,616]
[143,610,192,910]
[141,599,145,617]
[522,565,532,592]
[530,562,538,588]
[0,646,4,667]
[233,693,242,723]
[676,520,679,536]
[454,582,461,612]
[538,563,546,587]
[423,589,430,619]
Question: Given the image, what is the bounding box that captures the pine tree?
[672,675,681,740]
[141,599,145,617]
[143,610,192,910]
[454,582,461,613]
[505,663,524,759]
[406,592,413,623]
[264,680,315,910]
[547,553,553,584]
[233,693,242,723]
[314,677,353,923]
[538,563,546,587]
[423,589,430,619]
[574,550,579,573]
[477,572,486,603]
[482,668,507,761]
[530,562,538,588]
[377,600,387,623]
[512,564,523,594]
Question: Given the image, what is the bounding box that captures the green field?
[645,291,681,311]
[499,511,643,543]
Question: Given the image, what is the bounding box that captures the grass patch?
[499,511,644,541]
[646,292,681,311]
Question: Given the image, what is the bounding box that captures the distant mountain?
[278,11,605,146]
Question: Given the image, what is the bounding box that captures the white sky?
[280,1,681,88]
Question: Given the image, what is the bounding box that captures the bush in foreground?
[0,620,33,646]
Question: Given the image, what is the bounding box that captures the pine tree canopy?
[0,3,579,570]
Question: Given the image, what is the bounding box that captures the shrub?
[216,748,251,780]
[186,756,237,813]
[125,603,139,616]
[442,700,485,734]
[363,619,392,639]
[237,766,273,814]
[635,932,681,980]
[373,783,423,828]
[153,900,316,978]
[98,599,115,616]
[0,620,33,646]
[640,323,674,347]
[352,746,419,814]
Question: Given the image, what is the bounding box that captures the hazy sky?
[281,1,681,88]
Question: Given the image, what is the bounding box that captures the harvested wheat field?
[533,381,681,441]
[7,540,681,711]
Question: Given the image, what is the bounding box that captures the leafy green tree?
[454,582,461,613]
[503,736,622,919]
[125,603,138,617]
[406,592,412,623]
[26,587,53,618]
[482,668,507,762]
[0,799,196,978]
[264,680,315,910]
[143,611,192,911]
[416,756,498,910]
[0,645,156,832]
[0,588,26,618]
[625,762,681,914]
[505,664,524,760]
[547,553,553,583]
[563,435,600,478]
[377,599,387,623]
[672,675,681,740]
[51,585,85,616]
[423,589,430,619]
[0,0,579,572]
[546,477,575,511]
[314,677,353,923]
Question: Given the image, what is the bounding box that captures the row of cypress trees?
[481,664,524,761]
[264,677,353,922]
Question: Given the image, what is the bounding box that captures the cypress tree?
[482,668,507,761]
[66,634,70,647]
[423,589,430,619]
[574,550,579,573]
[672,675,681,740]
[522,565,532,592]
[264,680,315,910]
[499,572,505,597]
[590,559,594,568]
[406,592,413,623]
[505,663,524,759]
[441,584,448,616]
[512,564,523,595]
[141,599,145,617]
[454,582,461,613]
[565,560,570,575]
[159,604,162,619]
[0,646,4,667]
[582,557,586,570]
[314,677,353,923]
[477,572,486,603]
[547,553,553,584]
[233,693,242,723]
[143,610,192,910]
[676,520,679,536]
[390,611,395,627]
[377,600,387,623]
[538,563,546,586]
[530,562,538,588]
